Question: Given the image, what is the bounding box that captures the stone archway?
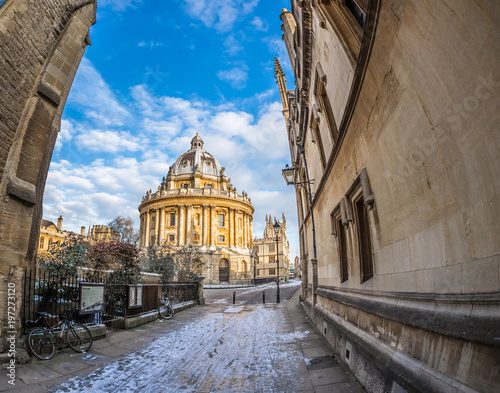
[219,259,229,283]
[0,0,97,352]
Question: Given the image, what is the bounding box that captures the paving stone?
[302,346,333,358]
[15,363,63,384]
[309,367,350,386]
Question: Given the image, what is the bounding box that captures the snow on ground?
[53,295,308,393]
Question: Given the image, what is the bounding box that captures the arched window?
[40,237,45,249]
[219,259,229,282]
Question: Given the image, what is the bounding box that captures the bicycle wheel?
[28,328,55,360]
[158,304,174,320]
[66,323,93,353]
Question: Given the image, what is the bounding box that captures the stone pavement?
[1,285,364,393]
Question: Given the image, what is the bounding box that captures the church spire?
[274,57,290,122]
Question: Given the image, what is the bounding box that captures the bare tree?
[108,216,139,245]
[140,245,176,283]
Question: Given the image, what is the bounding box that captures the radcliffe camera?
[0,1,498,392]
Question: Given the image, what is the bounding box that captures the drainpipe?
[298,106,318,306]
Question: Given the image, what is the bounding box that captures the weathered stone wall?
[280,0,500,391]
[0,0,96,353]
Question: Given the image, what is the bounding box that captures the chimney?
[81,226,85,236]
[57,215,63,231]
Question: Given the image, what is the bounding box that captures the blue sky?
[44,0,298,257]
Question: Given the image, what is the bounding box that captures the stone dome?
[172,133,222,176]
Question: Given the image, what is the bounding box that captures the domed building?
[138,134,256,284]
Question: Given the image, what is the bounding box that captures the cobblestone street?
[3,282,364,393]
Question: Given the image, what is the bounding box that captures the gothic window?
[317,0,365,62]
[354,195,373,282]
[311,105,327,169]
[332,209,349,283]
[314,63,339,144]
[169,213,176,227]
[218,214,225,228]
[345,0,367,28]
[40,237,45,250]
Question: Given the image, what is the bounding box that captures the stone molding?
[313,303,480,393]
[315,285,500,346]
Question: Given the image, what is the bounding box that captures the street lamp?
[282,164,295,185]
[282,162,318,302]
[273,221,280,303]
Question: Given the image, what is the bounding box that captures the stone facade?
[0,0,96,352]
[38,216,66,252]
[253,214,291,280]
[138,134,256,285]
[38,219,119,254]
[278,1,499,392]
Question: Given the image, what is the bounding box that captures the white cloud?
[99,0,140,11]
[138,41,165,49]
[183,0,259,32]
[224,35,243,56]
[264,36,293,75]
[55,119,74,151]
[217,66,248,89]
[75,130,143,153]
[69,58,129,127]
[251,16,269,32]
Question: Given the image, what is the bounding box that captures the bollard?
[263,291,265,304]
[233,291,236,305]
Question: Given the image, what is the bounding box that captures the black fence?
[22,268,198,334]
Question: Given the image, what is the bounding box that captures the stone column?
[233,209,237,247]
[178,205,185,245]
[201,204,208,245]
[243,213,247,248]
[159,208,165,244]
[145,210,151,247]
[186,204,192,244]
[154,208,159,245]
[248,217,253,247]
[228,208,233,247]
[210,205,217,245]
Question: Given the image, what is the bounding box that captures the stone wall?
[0,0,97,353]
[279,0,499,392]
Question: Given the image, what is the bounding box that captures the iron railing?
[22,267,198,333]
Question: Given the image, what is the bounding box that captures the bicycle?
[26,309,93,360]
[158,296,175,320]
